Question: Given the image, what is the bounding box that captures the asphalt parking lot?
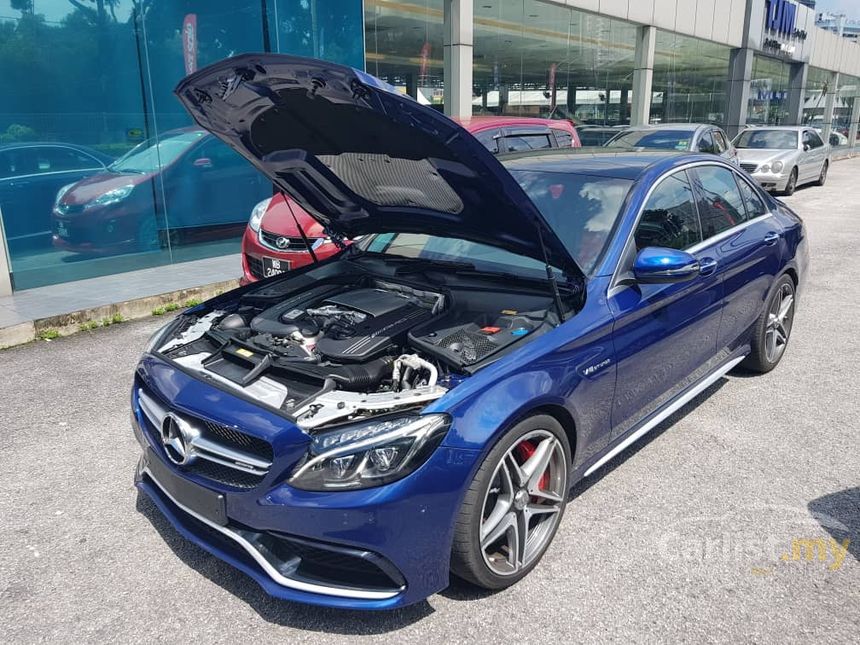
[1,159,859,644]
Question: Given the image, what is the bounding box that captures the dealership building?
[1,0,860,295]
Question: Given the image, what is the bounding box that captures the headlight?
[86,184,134,209]
[760,163,770,173]
[249,197,272,232]
[290,414,451,491]
[771,160,784,173]
[54,183,76,208]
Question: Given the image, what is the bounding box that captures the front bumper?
[749,170,790,192]
[131,362,480,608]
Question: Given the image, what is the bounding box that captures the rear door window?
[634,170,702,251]
[551,129,573,148]
[692,165,748,237]
[501,134,554,152]
[697,130,716,154]
[736,175,769,219]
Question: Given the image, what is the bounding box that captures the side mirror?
[803,144,810,152]
[633,247,700,284]
[193,157,213,169]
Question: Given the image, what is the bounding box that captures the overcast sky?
[814,0,860,17]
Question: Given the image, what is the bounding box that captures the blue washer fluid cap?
[511,327,530,337]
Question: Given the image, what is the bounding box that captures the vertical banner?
[182,14,197,75]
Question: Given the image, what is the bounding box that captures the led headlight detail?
[290,414,451,490]
[87,184,134,209]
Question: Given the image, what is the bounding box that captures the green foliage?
[78,320,99,331]
[0,123,37,144]
[37,328,59,340]
[183,298,202,307]
[111,312,124,324]
[152,306,166,316]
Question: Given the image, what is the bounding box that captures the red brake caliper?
[515,440,550,492]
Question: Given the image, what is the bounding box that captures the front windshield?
[734,129,798,150]
[109,130,206,173]
[357,171,632,275]
[606,130,694,151]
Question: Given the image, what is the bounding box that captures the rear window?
[510,170,632,273]
[502,134,554,152]
[734,130,798,150]
[608,130,694,151]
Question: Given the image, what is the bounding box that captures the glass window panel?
[736,176,768,219]
[364,1,444,108]
[651,32,731,127]
[473,1,636,124]
[748,55,792,126]
[635,171,701,251]
[694,166,748,237]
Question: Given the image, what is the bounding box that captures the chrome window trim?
[608,161,774,298]
[0,144,106,180]
[142,467,403,600]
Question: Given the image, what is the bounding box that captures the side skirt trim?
[584,354,747,477]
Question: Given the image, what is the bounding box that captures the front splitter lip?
[136,461,411,610]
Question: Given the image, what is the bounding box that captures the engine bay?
[154,268,558,430]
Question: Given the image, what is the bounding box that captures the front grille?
[245,254,265,280]
[203,420,273,462]
[137,387,274,491]
[185,459,266,489]
[740,162,758,173]
[260,229,320,251]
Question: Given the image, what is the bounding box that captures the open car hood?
[175,54,583,280]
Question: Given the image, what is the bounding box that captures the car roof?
[619,123,715,133]
[737,125,807,132]
[500,149,689,180]
[455,116,573,131]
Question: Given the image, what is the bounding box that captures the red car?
[241,116,579,283]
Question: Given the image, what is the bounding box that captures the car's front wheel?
[782,167,798,196]
[816,161,829,186]
[742,274,796,373]
[450,415,570,589]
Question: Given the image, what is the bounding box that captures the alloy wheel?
[786,170,797,194]
[479,430,567,576]
[765,283,794,363]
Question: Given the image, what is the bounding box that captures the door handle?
[698,257,718,276]
[763,231,781,246]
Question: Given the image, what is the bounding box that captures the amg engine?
[155,277,551,430]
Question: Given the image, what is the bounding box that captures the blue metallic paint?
[131,145,807,608]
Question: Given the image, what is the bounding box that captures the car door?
[609,169,723,439]
[689,164,783,353]
[800,130,820,182]
[805,130,828,179]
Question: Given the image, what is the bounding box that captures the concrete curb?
[0,278,239,350]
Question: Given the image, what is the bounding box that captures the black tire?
[742,274,796,374]
[782,167,798,196]
[816,161,829,186]
[450,415,571,590]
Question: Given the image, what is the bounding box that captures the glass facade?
[0,0,363,290]
[748,55,792,126]
[472,0,637,124]
[834,75,860,148]
[650,31,731,126]
[365,0,444,107]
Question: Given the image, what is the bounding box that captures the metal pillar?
[630,26,656,126]
[787,62,808,125]
[725,47,755,138]
[443,0,473,118]
[0,206,12,296]
[848,97,860,153]
[822,72,839,145]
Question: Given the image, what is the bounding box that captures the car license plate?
[145,448,227,526]
[263,256,290,277]
[56,221,69,238]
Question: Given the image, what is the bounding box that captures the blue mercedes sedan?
[131,55,808,609]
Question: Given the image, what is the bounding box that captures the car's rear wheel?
[782,168,798,196]
[816,161,829,186]
[450,415,570,590]
[742,274,796,373]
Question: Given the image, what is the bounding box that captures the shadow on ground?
[808,487,860,563]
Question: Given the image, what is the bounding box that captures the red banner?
[182,14,197,75]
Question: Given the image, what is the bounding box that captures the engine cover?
[315,303,434,362]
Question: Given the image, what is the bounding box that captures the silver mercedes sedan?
[733,126,831,196]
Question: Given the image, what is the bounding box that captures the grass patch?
[79,321,100,332]
[183,298,202,307]
[38,329,60,340]
[111,312,125,324]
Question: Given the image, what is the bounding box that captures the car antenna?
[535,222,567,323]
[282,192,319,264]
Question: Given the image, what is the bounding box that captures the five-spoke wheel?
[451,415,570,589]
[743,274,796,373]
